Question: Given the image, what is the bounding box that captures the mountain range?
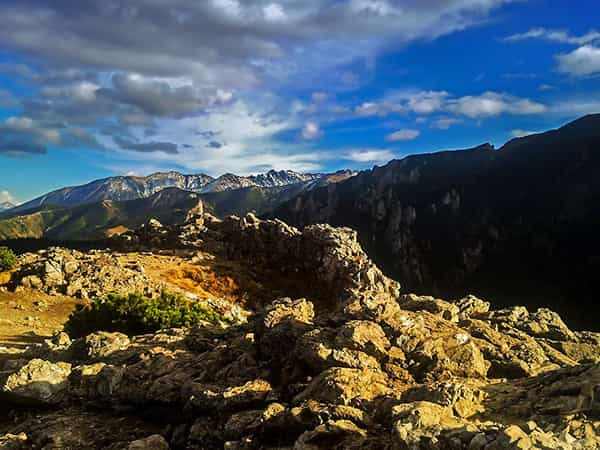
[0,188,203,241]
[0,169,356,240]
[6,169,333,215]
[0,201,15,212]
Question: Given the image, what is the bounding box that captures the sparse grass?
[64,291,225,338]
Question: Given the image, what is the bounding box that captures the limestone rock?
[294,368,389,406]
[128,435,169,450]
[1,359,71,405]
[71,331,131,361]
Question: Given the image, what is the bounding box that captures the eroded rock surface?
[1,213,599,449]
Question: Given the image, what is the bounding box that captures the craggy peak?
[1,1,600,449]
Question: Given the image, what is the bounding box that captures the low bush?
[64,291,224,338]
[0,246,17,271]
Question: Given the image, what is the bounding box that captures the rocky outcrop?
[4,289,599,448]
[1,214,600,448]
[212,214,400,302]
[7,247,167,299]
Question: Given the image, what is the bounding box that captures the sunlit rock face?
[2,212,600,448]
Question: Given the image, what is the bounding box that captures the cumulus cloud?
[386,129,420,142]
[343,149,394,164]
[447,92,547,118]
[0,190,17,205]
[0,0,511,90]
[353,90,546,120]
[405,91,449,115]
[0,116,55,156]
[98,73,233,117]
[114,136,179,154]
[0,0,522,173]
[0,115,106,156]
[263,3,287,21]
[556,45,600,77]
[431,117,462,129]
[301,121,323,140]
[505,27,600,78]
[504,28,600,45]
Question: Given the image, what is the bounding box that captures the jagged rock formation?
[1,213,599,449]
[274,114,600,331]
[7,247,167,299]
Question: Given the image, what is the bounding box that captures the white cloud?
[355,102,383,117]
[354,90,546,121]
[406,91,449,114]
[557,45,600,76]
[505,28,600,46]
[510,129,540,138]
[263,3,287,21]
[344,149,394,164]
[448,92,547,118]
[103,98,331,176]
[301,121,322,140]
[431,117,462,129]
[0,190,16,205]
[386,129,420,142]
[211,0,241,18]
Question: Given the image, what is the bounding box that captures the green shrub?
[64,291,224,338]
[0,246,17,271]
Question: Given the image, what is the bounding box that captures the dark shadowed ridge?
[272,114,600,330]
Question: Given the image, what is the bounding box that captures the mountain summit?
[10,169,333,214]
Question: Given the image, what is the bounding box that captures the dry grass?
[105,225,130,237]
[0,290,80,349]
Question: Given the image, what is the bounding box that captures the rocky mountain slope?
[8,169,337,216]
[8,172,214,215]
[201,170,324,193]
[274,114,600,331]
[0,212,599,449]
[0,171,355,241]
[200,170,356,217]
[0,188,203,241]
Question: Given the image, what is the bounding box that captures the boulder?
[294,368,389,406]
[1,359,71,405]
[71,331,130,361]
[128,435,169,450]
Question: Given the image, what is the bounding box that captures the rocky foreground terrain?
[0,212,599,449]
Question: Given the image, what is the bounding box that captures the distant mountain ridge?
[0,201,15,212]
[0,169,357,240]
[0,188,203,241]
[9,169,337,215]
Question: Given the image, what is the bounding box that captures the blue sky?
[0,0,599,204]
